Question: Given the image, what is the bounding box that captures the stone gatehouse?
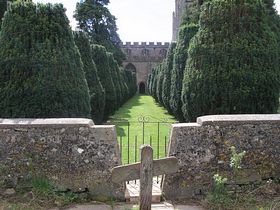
[121,42,169,94]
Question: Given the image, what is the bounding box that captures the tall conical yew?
[124,69,137,98]
[74,31,105,124]
[181,0,280,122]
[156,63,164,105]
[161,42,176,113]
[0,1,90,118]
[169,23,198,122]
[91,44,117,118]
[119,68,130,103]
[107,52,122,108]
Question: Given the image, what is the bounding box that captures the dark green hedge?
[74,31,105,124]
[169,23,198,122]
[0,2,90,118]
[0,0,7,29]
[91,44,117,118]
[181,0,280,122]
[161,42,176,113]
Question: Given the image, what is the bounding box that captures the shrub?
[161,42,176,113]
[169,23,198,122]
[181,0,280,122]
[91,44,117,118]
[74,31,105,124]
[0,2,90,118]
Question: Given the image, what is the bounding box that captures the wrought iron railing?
[110,115,177,164]
[109,115,177,184]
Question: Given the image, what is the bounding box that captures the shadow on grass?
[107,95,144,136]
[107,94,176,144]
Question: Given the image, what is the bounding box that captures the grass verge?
[108,95,176,164]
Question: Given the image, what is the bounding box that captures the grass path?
[108,95,176,164]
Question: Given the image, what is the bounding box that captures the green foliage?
[230,146,246,172]
[206,145,247,208]
[74,0,125,64]
[124,69,137,98]
[156,64,164,104]
[0,0,7,29]
[30,176,79,206]
[31,176,53,196]
[119,68,130,102]
[170,23,198,122]
[107,52,122,107]
[150,66,160,102]
[74,31,105,124]
[181,0,200,26]
[0,1,91,118]
[210,174,229,203]
[90,43,136,120]
[146,0,199,121]
[161,42,176,113]
[91,44,117,118]
[181,0,280,122]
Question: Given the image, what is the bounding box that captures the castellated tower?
[172,0,188,41]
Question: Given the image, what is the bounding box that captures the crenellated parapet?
[121,41,170,63]
[121,42,170,47]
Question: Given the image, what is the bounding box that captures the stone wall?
[0,118,124,200]
[163,114,280,200]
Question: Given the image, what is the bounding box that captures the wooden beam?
[140,145,153,210]
[111,156,178,183]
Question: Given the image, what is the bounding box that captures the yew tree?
[181,0,280,122]
[0,2,91,118]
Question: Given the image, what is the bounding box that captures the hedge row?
[148,0,280,122]
[0,1,137,123]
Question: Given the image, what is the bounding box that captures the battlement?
[121,42,170,47]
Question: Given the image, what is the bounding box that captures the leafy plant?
[206,146,247,207]
[207,174,229,205]
[230,146,246,173]
[31,176,53,196]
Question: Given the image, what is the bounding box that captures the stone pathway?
[59,202,205,210]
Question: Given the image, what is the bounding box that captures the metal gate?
[110,115,177,165]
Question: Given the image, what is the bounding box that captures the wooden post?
[140,145,153,210]
[111,146,179,210]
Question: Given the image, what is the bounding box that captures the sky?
[34,0,280,43]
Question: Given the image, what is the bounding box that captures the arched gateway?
[121,42,169,93]
[139,82,146,94]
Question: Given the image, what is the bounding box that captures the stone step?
[125,177,162,203]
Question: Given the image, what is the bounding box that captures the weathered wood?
[111,145,179,210]
[111,157,178,183]
[140,145,153,210]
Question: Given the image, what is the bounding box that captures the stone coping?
[197,114,280,126]
[0,118,94,128]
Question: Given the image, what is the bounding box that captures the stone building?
[172,0,190,41]
[121,0,190,94]
[121,42,169,94]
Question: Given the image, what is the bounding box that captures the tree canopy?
[74,0,125,64]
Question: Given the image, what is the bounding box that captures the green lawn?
[108,95,176,164]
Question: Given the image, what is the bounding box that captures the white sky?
[34,0,280,43]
